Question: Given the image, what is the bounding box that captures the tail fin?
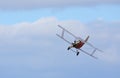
[84,36,89,42]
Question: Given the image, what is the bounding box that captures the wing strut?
[58,25,77,38]
[62,29,64,37]
[56,34,71,44]
[79,49,98,59]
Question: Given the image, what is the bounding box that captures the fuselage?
[68,36,89,50]
[73,36,89,49]
[74,41,84,49]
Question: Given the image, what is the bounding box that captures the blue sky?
[0,0,120,78]
[0,5,120,24]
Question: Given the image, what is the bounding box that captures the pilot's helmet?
[74,40,76,43]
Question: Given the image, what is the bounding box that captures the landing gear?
[67,46,73,50]
[67,47,80,56]
[76,52,79,56]
[67,47,71,50]
[76,50,80,56]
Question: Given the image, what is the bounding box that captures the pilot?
[67,40,77,50]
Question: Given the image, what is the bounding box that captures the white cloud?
[0,0,120,10]
[0,17,87,47]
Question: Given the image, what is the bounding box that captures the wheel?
[76,52,79,56]
[67,47,70,50]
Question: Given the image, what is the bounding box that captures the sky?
[0,0,120,78]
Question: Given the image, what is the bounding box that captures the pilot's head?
[74,40,76,43]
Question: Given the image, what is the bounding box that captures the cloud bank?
[0,17,120,64]
[0,0,120,10]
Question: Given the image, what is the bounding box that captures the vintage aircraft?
[56,25,103,59]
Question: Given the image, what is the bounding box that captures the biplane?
[56,25,103,59]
